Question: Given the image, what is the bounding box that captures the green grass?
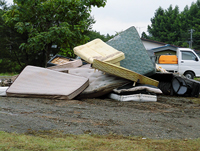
[0,131,199,151]
[194,77,200,81]
[0,73,18,76]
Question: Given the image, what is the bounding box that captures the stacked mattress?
[107,26,156,76]
[108,82,162,102]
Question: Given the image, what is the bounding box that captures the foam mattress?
[106,26,155,76]
[6,66,89,100]
[73,38,125,64]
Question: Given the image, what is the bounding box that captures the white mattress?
[0,87,9,96]
[109,93,157,102]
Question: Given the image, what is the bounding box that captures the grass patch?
[0,73,18,76]
[190,98,200,104]
[0,130,199,151]
[194,77,200,81]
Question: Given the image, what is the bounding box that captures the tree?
[147,5,181,45]
[86,30,114,42]
[4,0,107,67]
[0,0,27,73]
[145,0,200,49]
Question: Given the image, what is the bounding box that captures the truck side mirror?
[195,57,199,61]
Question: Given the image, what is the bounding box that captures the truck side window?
[181,51,198,61]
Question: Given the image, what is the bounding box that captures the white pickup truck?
[157,48,200,79]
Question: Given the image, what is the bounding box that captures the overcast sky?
[91,0,196,36]
[6,0,196,36]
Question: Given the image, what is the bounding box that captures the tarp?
[7,66,89,100]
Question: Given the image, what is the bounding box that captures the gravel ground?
[0,95,200,139]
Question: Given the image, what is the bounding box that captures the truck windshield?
[181,51,198,61]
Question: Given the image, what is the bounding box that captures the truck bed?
[157,64,178,72]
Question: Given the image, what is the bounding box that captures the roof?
[141,38,183,48]
[151,44,178,52]
[141,38,167,45]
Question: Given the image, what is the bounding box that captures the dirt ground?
[0,94,200,139]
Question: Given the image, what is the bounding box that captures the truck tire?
[184,71,194,79]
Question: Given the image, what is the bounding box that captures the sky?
[5,0,196,36]
[91,0,196,36]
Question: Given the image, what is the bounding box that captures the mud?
[0,95,199,139]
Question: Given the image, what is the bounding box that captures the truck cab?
[177,48,200,79]
[157,48,200,79]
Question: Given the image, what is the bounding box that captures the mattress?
[47,59,83,72]
[92,59,159,87]
[6,66,89,100]
[0,87,9,96]
[47,54,74,67]
[73,38,125,64]
[106,26,156,76]
[109,93,157,102]
[113,83,162,95]
[68,68,129,99]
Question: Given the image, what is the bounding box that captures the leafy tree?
[86,30,114,42]
[145,0,200,50]
[147,5,181,45]
[4,0,107,67]
[0,0,26,73]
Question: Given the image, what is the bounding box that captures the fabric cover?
[0,87,9,96]
[92,59,159,87]
[107,26,155,76]
[109,93,157,102]
[47,59,82,72]
[113,83,162,95]
[73,38,125,64]
[6,66,89,100]
[68,68,129,98]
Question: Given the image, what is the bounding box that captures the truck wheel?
[184,71,194,79]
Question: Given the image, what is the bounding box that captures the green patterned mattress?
[106,26,155,76]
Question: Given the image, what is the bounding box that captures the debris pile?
[1,26,200,100]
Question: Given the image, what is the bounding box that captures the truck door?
[179,51,200,77]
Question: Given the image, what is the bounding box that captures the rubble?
[2,26,200,101]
